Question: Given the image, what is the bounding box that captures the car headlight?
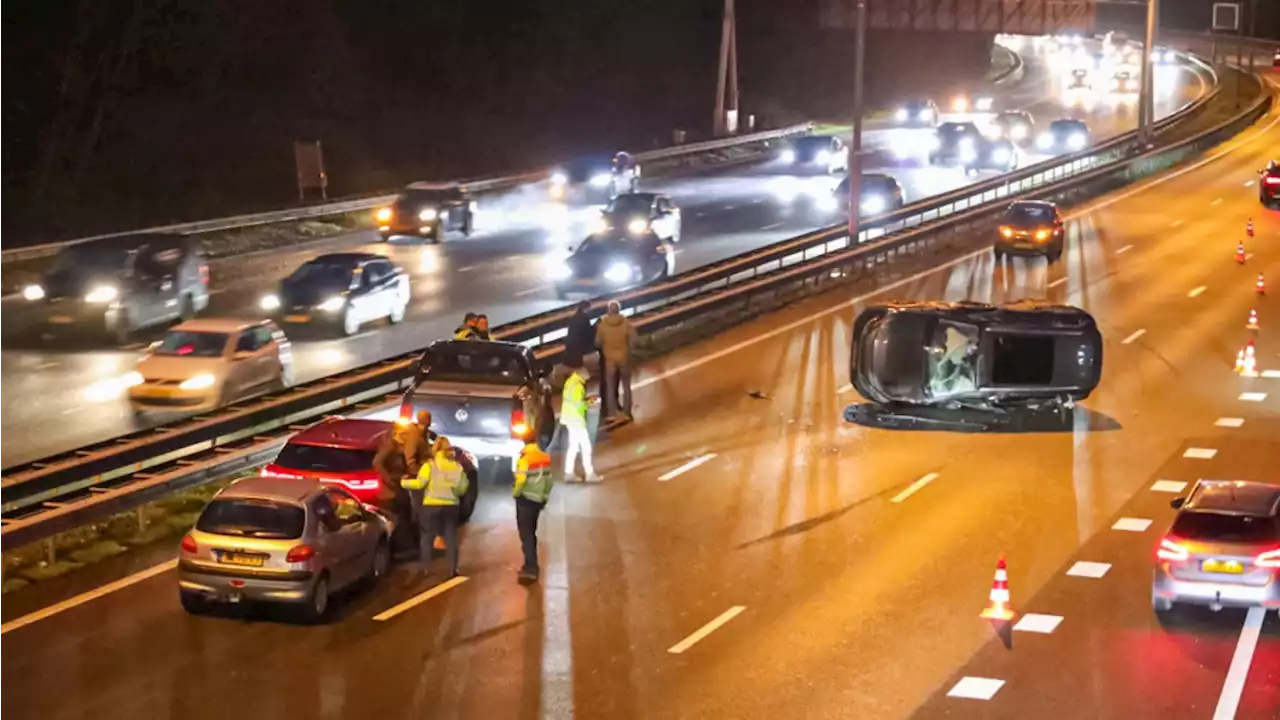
[317,296,345,312]
[894,108,909,122]
[1035,229,1051,241]
[593,216,610,235]
[84,285,119,304]
[817,193,839,212]
[549,184,565,200]
[375,207,392,223]
[260,294,281,311]
[1162,50,1175,63]
[627,218,649,235]
[589,172,612,188]
[122,370,145,388]
[1036,133,1054,150]
[815,150,831,164]
[551,262,573,281]
[780,148,796,163]
[1068,132,1087,150]
[919,109,935,122]
[860,195,886,215]
[604,262,633,284]
[419,207,438,222]
[952,97,969,112]
[993,147,1012,164]
[960,147,978,163]
[179,373,216,391]
[1011,124,1028,140]
[22,284,45,301]
[550,171,568,186]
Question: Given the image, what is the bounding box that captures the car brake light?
[999,226,1013,238]
[1265,176,1280,185]
[1035,228,1051,241]
[286,545,315,563]
[180,534,198,554]
[260,466,302,480]
[511,408,530,438]
[397,401,413,424]
[200,264,210,285]
[1255,548,1280,568]
[1157,537,1190,562]
[327,475,380,492]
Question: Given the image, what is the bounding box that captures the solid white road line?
[514,285,548,298]
[1151,480,1188,493]
[1115,244,1134,255]
[1215,417,1246,427]
[0,560,177,636]
[762,221,785,231]
[1066,561,1111,578]
[947,677,1005,700]
[890,473,939,503]
[1121,329,1146,344]
[837,383,854,393]
[372,575,468,622]
[667,605,746,654]
[1012,613,1063,634]
[1111,517,1153,532]
[1183,447,1218,459]
[1239,392,1268,402]
[1188,285,1207,297]
[1212,607,1267,720]
[1047,276,1069,288]
[658,453,717,482]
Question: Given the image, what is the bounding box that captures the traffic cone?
[1247,218,1254,237]
[1258,273,1267,296]
[1236,339,1259,377]
[1236,242,1247,264]
[980,555,1016,621]
[1247,309,1259,331]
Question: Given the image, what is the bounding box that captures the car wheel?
[378,232,391,242]
[341,307,359,336]
[180,590,208,615]
[555,287,569,300]
[298,574,330,624]
[459,469,480,523]
[179,294,196,321]
[365,539,390,587]
[1152,595,1173,613]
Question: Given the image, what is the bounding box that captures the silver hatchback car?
[1153,480,1280,614]
[178,476,393,622]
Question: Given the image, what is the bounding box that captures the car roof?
[799,134,837,142]
[218,475,322,504]
[406,181,460,191]
[169,318,262,333]
[1050,118,1087,126]
[1187,480,1280,517]
[939,122,978,131]
[427,339,528,354]
[289,417,392,450]
[1008,200,1058,211]
[612,192,657,202]
[306,252,383,266]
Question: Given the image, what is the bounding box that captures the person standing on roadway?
[513,431,555,582]
[561,363,601,483]
[562,300,595,378]
[595,300,637,422]
[403,437,469,577]
[454,312,480,339]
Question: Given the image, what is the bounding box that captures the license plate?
[48,315,73,324]
[1202,558,1244,574]
[284,314,311,323]
[218,551,267,567]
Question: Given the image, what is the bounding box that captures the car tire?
[555,287,569,300]
[459,469,480,523]
[179,294,196,322]
[1049,244,1064,263]
[1152,595,1173,613]
[341,307,359,337]
[378,232,391,242]
[180,590,208,615]
[462,212,474,237]
[297,573,330,624]
[365,539,390,587]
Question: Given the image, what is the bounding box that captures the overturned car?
[846,300,1102,430]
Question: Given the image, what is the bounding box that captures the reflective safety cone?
[980,555,1016,621]
[1247,309,1260,331]
[1236,242,1247,264]
[1258,273,1267,296]
[1247,218,1254,237]
[1236,339,1259,377]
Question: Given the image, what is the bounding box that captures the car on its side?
[994,201,1065,262]
[375,183,475,242]
[177,475,392,622]
[260,253,410,337]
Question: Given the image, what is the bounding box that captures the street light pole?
[1139,0,1159,146]
[848,0,866,240]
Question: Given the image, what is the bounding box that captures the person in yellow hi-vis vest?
[402,437,469,578]
[513,432,555,583]
[561,363,601,483]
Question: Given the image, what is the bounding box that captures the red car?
[1261,161,1280,209]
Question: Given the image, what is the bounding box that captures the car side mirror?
[233,350,255,361]
[1170,497,1186,510]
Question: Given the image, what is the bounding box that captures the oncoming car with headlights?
[1153,480,1280,614]
[375,183,475,243]
[22,233,210,344]
[891,98,939,128]
[994,200,1065,261]
[1151,46,1176,65]
[963,137,1018,176]
[990,110,1035,145]
[1109,70,1138,94]
[126,319,293,416]
[781,135,849,174]
[1036,118,1091,154]
[829,173,906,217]
[595,193,682,244]
[927,122,983,167]
[260,253,410,337]
[553,231,673,298]
[549,152,640,204]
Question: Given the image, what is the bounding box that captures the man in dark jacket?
[455,312,480,339]
[474,314,494,340]
[563,300,594,372]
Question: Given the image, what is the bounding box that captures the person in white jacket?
[595,301,637,420]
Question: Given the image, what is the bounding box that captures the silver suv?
[1153,480,1280,614]
[178,475,393,622]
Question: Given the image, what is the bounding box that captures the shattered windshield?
[927,320,980,400]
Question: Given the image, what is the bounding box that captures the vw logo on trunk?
[455,407,468,423]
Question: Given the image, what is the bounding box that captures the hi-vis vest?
[455,325,477,340]
[561,372,586,427]
[513,443,554,503]
[404,453,468,506]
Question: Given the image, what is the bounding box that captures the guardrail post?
[44,537,56,566]
[136,506,148,533]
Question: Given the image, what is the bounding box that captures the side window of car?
[310,494,339,532]
[326,489,363,524]
[235,329,263,353]
[253,325,274,347]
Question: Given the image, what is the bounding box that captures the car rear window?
[196,498,306,539]
[1172,512,1276,542]
[419,346,529,385]
[990,334,1056,385]
[274,444,377,473]
[1006,205,1055,224]
[153,331,229,358]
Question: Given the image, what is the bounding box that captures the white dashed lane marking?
[1187,286,1207,298]
[1239,392,1268,402]
[1151,480,1188,493]
[1115,244,1135,255]
[1171,219,1185,227]
[890,473,939,503]
[667,606,746,654]
[1066,561,1112,578]
[1211,198,1223,206]
[373,576,469,622]
[1047,277,1069,288]
[947,677,1005,701]
[762,221,785,231]
[1261,370,1280,379]
[1215,417,1246,428]
[1012,613,1063,634]
[1121,329,1146,345]
[1112,517,1153,532]
[837,383,853,393]
[658,453,717,482]
[1183,447,1218,459]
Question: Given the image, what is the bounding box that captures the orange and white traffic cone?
[1236,339,1259,377]
[980,555,1016,621]
[1258,273,1267,296]
[1236,243,1247,264]
[1247,218,1254,237]
[1247,309,1260,331]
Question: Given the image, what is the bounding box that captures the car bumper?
[274,309,345,327]
[996,239,1056,255]
[129,385,220,412]
[447,434,523,462]
[379,221,439,237]
[178,563,317,604]
[1152,567,1280,609]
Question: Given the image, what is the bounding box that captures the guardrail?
[0,53,1234,551]
[0,123,815,266]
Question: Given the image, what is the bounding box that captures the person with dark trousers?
[403,437,470,578]
[596,300,637,421]
[563,300,594,372]
[513,431,555,582]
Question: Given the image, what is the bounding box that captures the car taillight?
[1157,537,1190,562]
[398,401,413,424]
[328,474,380,492]
[260,466,302,480]
[1255,548,1280,568]
[286,545,315,563]
[999,226,1013,238]
[200,264,210,285]
[511,408,530,438]
[180,534,198,554]
[1265,176,1280,185]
